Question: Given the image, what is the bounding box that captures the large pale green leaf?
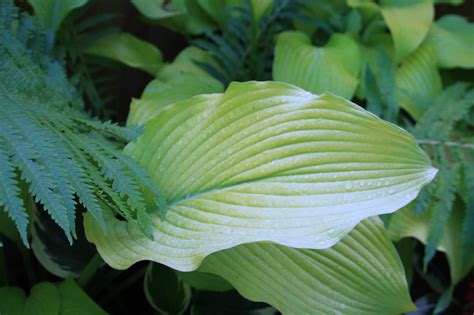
[27,0,88,34]
[85,81,436,271]
[85,33,163,75]
[199,217,415,314]
[380,0,434,63]
[127,76,223,126]
[273,31,361,99]
[395,45,442,120]
[424,15,474,69]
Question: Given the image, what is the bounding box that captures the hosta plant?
[1,0,473,314]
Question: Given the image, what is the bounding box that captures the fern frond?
[0,1,164,245]
[0,138,29,246]
[423,157,461,270]
[414,83,474,140]
[195,0,305,84]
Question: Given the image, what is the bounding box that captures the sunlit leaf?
[85,81,436,271]
[380,0,434,63]
[127,76,223,126]
[395,45,442,120]
[273,31,361,99]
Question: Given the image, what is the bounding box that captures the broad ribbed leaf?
[127,76,223,126]
[85,81,436,271]
[200,217,415,314]
[395,45,442,120]
[380,0,434,63]
[273,31,361,99]
[85,33,163,75]
[424,15,474,68]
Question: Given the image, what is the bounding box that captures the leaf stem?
[77,254,104,288]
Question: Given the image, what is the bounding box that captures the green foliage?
[194,0,303,84]
[0,0,165,246]
[412,83,474,269]
[0,279,106,315]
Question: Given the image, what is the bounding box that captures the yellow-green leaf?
[85,81,436,271]
[424,15,474,68]
[273,31,361,99]
[200,217,415,315]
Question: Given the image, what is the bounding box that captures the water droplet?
[344,182,352,190]
[340,303,346,309]
[388,188,396,194]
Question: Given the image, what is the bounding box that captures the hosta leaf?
[85,81,436,271]
[31,207,96,278]
[27,0,88,34]
[85,33,163,75]
[127,76,223,126]
[273,31,361,99]
[199,217,415,314]
[156,46,220,82]
[424,15,474,68]
[380,0,434,63]
[395,45,442,120]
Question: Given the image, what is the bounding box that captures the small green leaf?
[85,33,163,75]
[57,279,106,315]
[0,282,59,315]
[86,81,436,272]
[27,0,88,34]
[144,263,191,315]
[273,31,361,99]
[0,279,105,315]
[424,15,474,68]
